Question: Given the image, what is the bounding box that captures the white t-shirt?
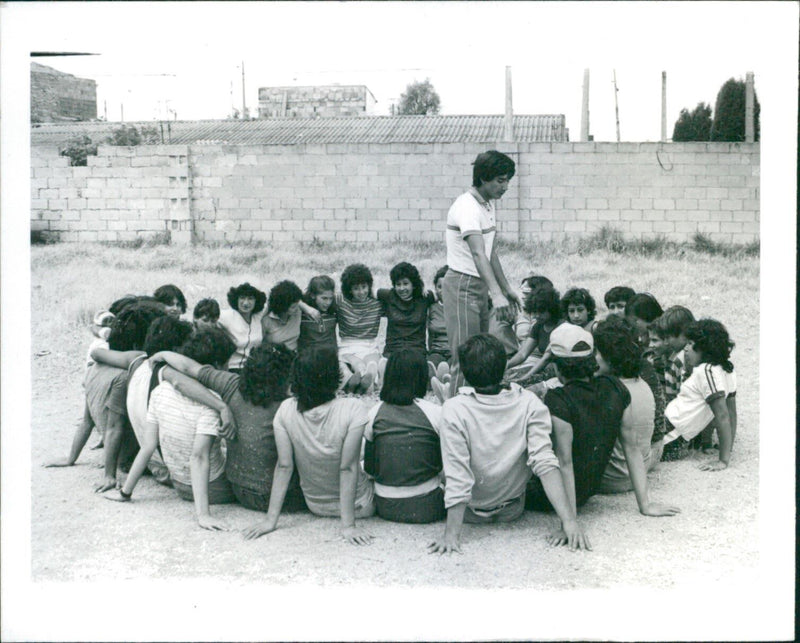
[665,363,737,441]
[445,191,496,277]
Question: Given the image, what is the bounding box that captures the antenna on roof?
[613,69,621,142]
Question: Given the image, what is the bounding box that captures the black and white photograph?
[1,2,796,641]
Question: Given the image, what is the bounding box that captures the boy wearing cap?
[526,324,631,516]
[428,334,590,554]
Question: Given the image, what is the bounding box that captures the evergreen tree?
[672,102,713,141]
[710,78,760,142]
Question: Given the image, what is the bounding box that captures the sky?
[6,1,793,141]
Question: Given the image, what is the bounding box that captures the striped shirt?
[146,381,225,486]
[665,362,737,440]
[336,295,385,341]
[445,191,496,277]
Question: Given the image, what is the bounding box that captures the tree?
[672,102,712,142]
[397,78,441,115]
[710,77,760,142]
[60,134,97,166]
[106,124,160,146]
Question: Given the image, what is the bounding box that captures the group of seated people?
[45,264,737,552]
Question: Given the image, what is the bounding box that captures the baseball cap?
[549,323,594,358]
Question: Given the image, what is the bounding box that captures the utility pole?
[661,71,667,141]
[241,61,247,120]
[504,66,514,142]
[745,71,755,143]
[612,69,621,142]
[580,69,590,141]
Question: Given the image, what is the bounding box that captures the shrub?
[106,124,160,146]
[60,135,97,166]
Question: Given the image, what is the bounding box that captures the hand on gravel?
[641,502,681,517]
[427,534,461,555]
[242,521,276,540]
[342,525,373,546]
[43,458,73,468]
[94,477,117,493]
[698,460,728,472]
[198,515,230,532]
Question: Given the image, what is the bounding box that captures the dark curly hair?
[458,334,507,388]
[153,284,187,314]
[292,346,342,412]
[340,264,374,301]
[143,316,194,357]
[552,354,599,380]
[593,316,642,378]
[227,282,267,315]
[625,293,663,324]
[268,280,303,315]
[472,150,516,187]
[107,303,166,351]
[239,342,295,408]
[193,298,220,322]
[650,305,695,339]
[303,275,337,312]
[560,288,597,323]
[389,262,424,300]
[604,286,636,308]
[527,286,561,321]
[380,349,428,405]
[685,319,735,373]
[179,327,236,368]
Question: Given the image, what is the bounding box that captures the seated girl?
[145,341,307,513]
[140,328,238,530]
[426,265,451,373]
[514,274,553,342]
[377,262,435,359]
[219,282,266,373]
[243,346,375,545]
[664,319,737,472]
[153,284,188,319]
[193,298,221,330]
[336,264,385,394]
[505,286,563,384]
[593,317,680,515]
[261,280,305,352]
[297,275,339,353]
[364,349,445,524]
[560,287,598,332]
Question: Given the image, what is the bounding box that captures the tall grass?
[32,237,759,356]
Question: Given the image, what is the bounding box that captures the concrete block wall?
[31,63,97,123]
[258,85,375,118]
[31,141,759,244]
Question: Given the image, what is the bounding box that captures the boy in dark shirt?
[526,324,630,514]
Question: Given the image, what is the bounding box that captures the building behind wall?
[31,62,97,123]
[258,85,377,118]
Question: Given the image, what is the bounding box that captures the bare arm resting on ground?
[699,396,734,471]
[427,502,467,554]
[242,411,295,540]
[190,433,229,531]
[338,423,373,545]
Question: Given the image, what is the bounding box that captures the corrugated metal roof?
[31,114,568,146]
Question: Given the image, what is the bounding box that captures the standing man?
[443,150,521,396]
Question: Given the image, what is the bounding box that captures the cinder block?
[709,211,733,221]
[733,211,756,223]
[620,210,643,221]
[698,199,721,211]
[720,199,743,211]
[630,221,654,233]
[398,209,421,221]
[676,199,699,210]
[48,199,67,210]
[697,221,720,233]
[335,231,358,241]
[345,220,367,231]
[356,231,379,242]
[653,198,675,209]
[652,221,675,233]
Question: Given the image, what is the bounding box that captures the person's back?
[544,375,629,506]
[276,396,373,516]
[441,382,554,512]
[148,380,226,490]
[195,356,306,512]
[600,376,655,491]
